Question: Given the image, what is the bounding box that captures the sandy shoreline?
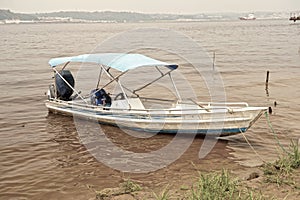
[93,166,300,199]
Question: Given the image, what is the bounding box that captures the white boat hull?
[45,99,267,136]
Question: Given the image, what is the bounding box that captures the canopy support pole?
[96,67,103,89]
[100,65,132,109]
[155,66,164,76]
[100,70,126,91]
[53,68,88,104]
[133,69,174,94]
[90,66,136,98]
[103,69,136,96]
[169,73,181,101]
[61,61,70,71]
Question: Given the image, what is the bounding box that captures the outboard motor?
[55,70,75,101]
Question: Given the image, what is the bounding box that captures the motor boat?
[239,14,256,20]
[45,53,267,136]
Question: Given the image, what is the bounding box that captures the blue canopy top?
[48,53,178,72]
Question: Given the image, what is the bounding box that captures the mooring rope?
[229,113,267,163]
[239,126,266,164]
[264,111,288,154]
[234,110,289,164]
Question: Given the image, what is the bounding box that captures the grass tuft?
[153,184,171,200]
[262,140,300,186]
[121,179,142,193]
[95,179,142,200]
[188,169,266,200]
[189,169,237,200]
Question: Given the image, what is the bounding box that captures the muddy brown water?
[0,20,300,199]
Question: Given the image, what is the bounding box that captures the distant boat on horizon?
[289,12,300,22]
[239,13,256,20]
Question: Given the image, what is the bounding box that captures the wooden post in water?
[212,52,215,71]
[265,70,270,97]
[266,71,269,84]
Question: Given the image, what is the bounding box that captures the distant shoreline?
[0,9,291,24]
[0,18,289,25]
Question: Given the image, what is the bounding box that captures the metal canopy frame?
[95,64,179,108]
[52,58,180,109]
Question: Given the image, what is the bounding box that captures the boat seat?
[111,98,145,110]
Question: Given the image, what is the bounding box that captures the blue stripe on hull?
[131,127,248,136]
[47,104,248,136]
[98,121,247,136]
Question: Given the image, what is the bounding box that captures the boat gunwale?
[46,102,258,124]
[46,98,268,116]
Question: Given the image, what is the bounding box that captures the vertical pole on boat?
[99,65,132,109]
[169,73,181,101]
[96,67,103,89]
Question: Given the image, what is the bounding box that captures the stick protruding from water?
[212,51,215,71]
[265,70,270,96]
[266,70,270,84]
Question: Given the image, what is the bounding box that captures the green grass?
[263,141,300,187]
[190,169,237,200]
[288,140,300,168]
[95,140,300,199]
[95,171,267,200]
[95,179,141,199]
[153,185,171,200]
[263,140,300,186]
[188,169,265,200]
[121,179,142,193]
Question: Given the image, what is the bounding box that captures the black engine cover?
[55,70,75,101]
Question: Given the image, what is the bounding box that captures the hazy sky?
[1,0,299,14]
